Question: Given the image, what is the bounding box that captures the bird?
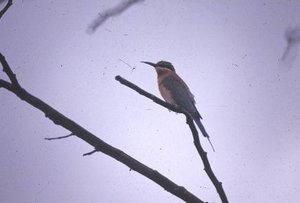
[141,60,215,151]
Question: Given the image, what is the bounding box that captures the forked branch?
[0,53,205,203]
[115,75,229,203]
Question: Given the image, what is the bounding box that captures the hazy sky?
[1,1,300,203]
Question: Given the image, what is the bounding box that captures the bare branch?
[87,0,143,33]
[0,78,13,90]
[0,0,12,20]
[44,133,74,141]
[115,75,182,113]
[115,75,229,203]
[0,52,204,203]
[0,52,21,88]
[281,26,300,69]
[185,114,228,203]
[83,149,98,156]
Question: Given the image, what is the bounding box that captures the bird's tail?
[193,116,215,152]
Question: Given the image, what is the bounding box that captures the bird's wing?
[162,74,202,119]
[165,73,195,103]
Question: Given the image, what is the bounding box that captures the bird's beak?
[141,61,156,67]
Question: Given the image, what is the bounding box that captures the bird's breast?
[158,82,177,106]
[156,69,172,83]
[157,71,177,105]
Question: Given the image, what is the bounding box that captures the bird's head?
[141,60,175,72]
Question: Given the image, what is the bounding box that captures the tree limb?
[0,78,13,90]
[0,53,21,88]
[0,53,205,203]
[115,75,229,203]
[87,0,143,33]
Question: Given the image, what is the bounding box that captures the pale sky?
[0,1,300,203]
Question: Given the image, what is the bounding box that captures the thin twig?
[115,75,229,203]
[44,133,74,140]
[119,58,136,72]
[83,149,98,156]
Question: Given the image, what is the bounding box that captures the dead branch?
[83,149,98,156]
[44,133,74,140]
[115,75,229,203]
[87,0,143,33]
[0,53,205,203]
[281,26,300,64]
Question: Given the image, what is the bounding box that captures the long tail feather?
[193,116,215,152]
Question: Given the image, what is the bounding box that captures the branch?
[115,75,182,113]
[0,53,205,203]
[87,0,143,33]
[0,52,20,88]
[0,0,12,20]
[44,133,74,140]
[185,115,228,203]
[0,78,13,90]
[115,75,229,203]
[83,149,98,156]
[281,26,300,64]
